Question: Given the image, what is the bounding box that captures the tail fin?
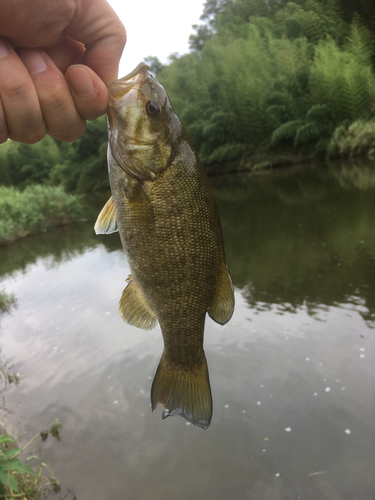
[151,352,212,430]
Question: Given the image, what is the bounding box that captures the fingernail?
[67,65,95,98]
[20,49,47,75]
[0,38,10,59]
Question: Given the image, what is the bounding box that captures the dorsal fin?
[94,196,118,235]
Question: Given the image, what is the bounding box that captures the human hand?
[0,0,126,144]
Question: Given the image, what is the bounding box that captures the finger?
[18,48,86,142]
[65,0,126,83]
[44,35,86,74]
[0,1,76,48]
[0,37,46,143]
[66,64,109,121]
[0,97,9,144]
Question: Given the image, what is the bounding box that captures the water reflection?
[213,161,375,326]
[0,161,374,499]
[0,190,120,279]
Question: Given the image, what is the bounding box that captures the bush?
[0,185,83,246]
[328,119,375,157]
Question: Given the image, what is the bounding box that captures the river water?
[0,160,374,500]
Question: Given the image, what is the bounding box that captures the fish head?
[107,62,183,181]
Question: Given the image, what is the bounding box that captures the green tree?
[144,56,164,76]
[338,0,375,37]
[159,0,375,167]
[0,136,63,187]
[56,116,108,192]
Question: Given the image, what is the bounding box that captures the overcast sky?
[107,0,206,77]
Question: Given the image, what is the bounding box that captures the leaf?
[40,431,49,442]
[7,474,19,493]
[2,448,22,459]
[0,434,15,445]
[0,469,7,486]
[306,104,331,121]
[271,120,302,146]
[0,469,19,492]
[50,419,62,441]
[5,458,33,475]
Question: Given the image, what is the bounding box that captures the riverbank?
[206,152,314,175]
[206,118,375,175]
[0,185,83,247]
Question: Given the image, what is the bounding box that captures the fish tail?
[151,352,212,430]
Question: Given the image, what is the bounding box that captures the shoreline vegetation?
[0,0,375,246]
[152,0,375,173]
[0,185,83,247]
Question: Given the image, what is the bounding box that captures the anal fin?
[119,276,157,330]
[208,259,235,325]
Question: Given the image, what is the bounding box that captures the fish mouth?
[108,62,150,99]
[107,62,150,132]
[107,62,156,163]
[126,143,154,151]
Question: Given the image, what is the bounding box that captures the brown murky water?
[0,160,374,500]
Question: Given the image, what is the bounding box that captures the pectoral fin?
[119,276,157,330]
[94,196,118,234]
[208,260,235,325]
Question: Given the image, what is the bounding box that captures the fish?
[95,62,234,429]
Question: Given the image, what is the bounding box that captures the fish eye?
[145,100,160,118]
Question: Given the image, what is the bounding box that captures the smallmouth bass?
[95,62,234,429]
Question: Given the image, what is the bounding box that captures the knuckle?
[39,76,69,113]
[117,23,127,46]
[108,21,127,52]
[2,74,34,103]
[40,76,87,142]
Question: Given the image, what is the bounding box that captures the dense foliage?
[0,0,374,187]
[0,116,108,192]
[157,0,375,169]
[0,185,83,245]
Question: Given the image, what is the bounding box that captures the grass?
[0,185,83,246]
